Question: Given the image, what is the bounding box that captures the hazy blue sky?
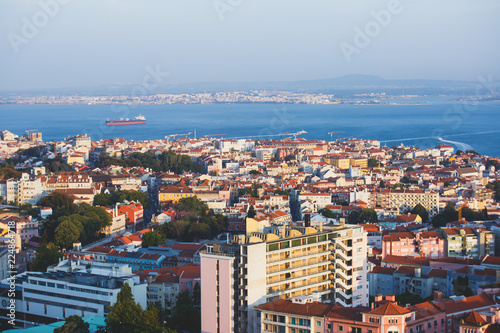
[1,0,499,91]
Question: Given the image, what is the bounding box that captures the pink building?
[1,215,38,242]
[382,232,417,258]
[416,231,447,259]
[382,231,447,259]
[201,252,235,333]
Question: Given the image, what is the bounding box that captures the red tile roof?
[255,299,333,317]
[368,302,410,315]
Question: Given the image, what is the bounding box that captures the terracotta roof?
[371,266,397,275]
[368,302,410,315]
[408,301,444,319]
[326,305,370,321]
[435,293,495,315]
[482,256,500,266]
[426,269,447,279]
[255,299,333,317]
[462,311,488,327]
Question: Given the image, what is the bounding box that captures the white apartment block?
[6,173,44,205]
[200,223,369,333]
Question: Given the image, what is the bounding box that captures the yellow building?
[325,156,350,169]
[350,158,368,168]
[158,185,195,204]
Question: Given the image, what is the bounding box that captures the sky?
[0,0,499,91]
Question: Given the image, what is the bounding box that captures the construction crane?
[279,132,289,140]
[291,130,307,140]
[164,132,191,143]
[281,136,292,142]
[328,131,345,142]
[458,202,468,222]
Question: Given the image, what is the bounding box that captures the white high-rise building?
[200,223,369,333]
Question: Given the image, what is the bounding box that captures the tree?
[247,205,256,218]
[39,192,77,217]
[55,218,83,249]
[432,203,458,227]
[411,204,429,223]
[177,196,208,216]
[400,176,411,183]
[142,231,166,248]
[379,180,386,188]
[168,221,189,240]
[54,315,90,333]
[486,181,500,201]
[368,158,378,168]
[318,208,336,219]
[273,189,289,197]
[187,223,211,241]
[169,290,201,332]
[249,170,262,175]
[0,166,22,179]
[106,283,145,333]
[348,209,378,224]
[192,282,201,306]
[30,243,62,272]
[395,291,423,305]
[486,159,500,170]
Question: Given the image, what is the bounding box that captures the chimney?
[433,291,442,301]
[415,267,421,278]
[375,294,383,302]
[305,214,311,227]
[385,294,396,302]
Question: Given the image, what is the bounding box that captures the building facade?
[200,224,369,333]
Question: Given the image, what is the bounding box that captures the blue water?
[1,102,499,156]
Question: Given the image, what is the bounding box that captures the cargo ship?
[106,115,146,126]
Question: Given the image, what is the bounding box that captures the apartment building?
[5,173,44,205]
[102,206,127,235]
[382,231,447,259]
[200,223,369,333]
[255,296,333,333]
[441,227,495,259]
[371,189,439,216]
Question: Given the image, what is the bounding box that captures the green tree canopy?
[318,208,336,219]
[54,315,90,333]
[177,196,208,216]
[142,231,166,248]
[97,150,203,174]
[55,217,84,249]
[30,242,62,272]
[247,205,256,218]
[411,204,429,223]
[348,208,378,224]
[106,283,145,333]
[169,290,201,333]
[368,158,379,168]
[39,192,77,218]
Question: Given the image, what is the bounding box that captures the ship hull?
[106,121,146,126]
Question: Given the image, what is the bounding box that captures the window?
[448,319,451,325]
[317,321,322,327]
[339,325,343,331]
